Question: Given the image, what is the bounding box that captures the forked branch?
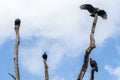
[77,14,98,80]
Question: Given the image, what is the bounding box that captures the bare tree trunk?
[43,60,49,80]
[77,14,98,80]
[14,24,20,80]
[90,68,95,80]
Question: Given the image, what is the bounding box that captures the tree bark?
[77,14,98,80]
[90,68,95,80]
[14,25,20,80]
[43,60,49,80]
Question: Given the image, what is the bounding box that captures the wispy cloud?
[0,0,120,79]
[20,47,44,76]
[51,76,65,80]
[105,65,120,80]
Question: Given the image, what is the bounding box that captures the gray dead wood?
[43,60,49,80]
[14,24,20,80]
[77,14,98,80]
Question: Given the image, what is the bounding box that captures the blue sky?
[0,0,120,80]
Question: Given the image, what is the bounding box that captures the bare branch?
[77,14,98,80]
[90,68,95,80]
[43,60,49,80]
[14,19,21,80]
[8,73,16,80]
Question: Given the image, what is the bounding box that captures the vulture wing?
[92,60,98,72]
[90,59,98,72]
[92,60,97,66]
[80,4,95,13]
[95,65,98,72]
[98,10,107,19]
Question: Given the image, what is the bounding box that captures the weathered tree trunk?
[77,14,98,80]
[43,60,49,80]
[14,24,20,80]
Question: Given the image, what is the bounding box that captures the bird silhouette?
[80,4,107,19]
[90,58,98,72]
[42,52,47,61]
[15,19,21,26]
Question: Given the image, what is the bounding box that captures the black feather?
[80,4,95,13]
[80,4,107,19]
[98,10,107,19]
[90,58,98,72]
[15,19,21,26]
[42,52,47,61]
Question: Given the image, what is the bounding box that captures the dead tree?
[8,19,21,80]
[14,19,21,80]
[77,13,98,80]
[9,19,21,80]
[42,52,49,80]
[77,4,107,80]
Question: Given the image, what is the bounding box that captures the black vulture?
[15,19,21,27]
[90,58,98,72]
[80,4,107,19]
[42,52,47,61]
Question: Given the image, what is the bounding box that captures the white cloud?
[51,76,65,80]
[0,0,120,78]
[105,65,120,80]
[20,47,44,76]
[50,73,75,80]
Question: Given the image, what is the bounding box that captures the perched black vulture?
[90,58,98,72]
[15,19,21,27]
[42,52,47,61]
[80,4,107,19]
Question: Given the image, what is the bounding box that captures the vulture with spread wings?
[80,4,107,19]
